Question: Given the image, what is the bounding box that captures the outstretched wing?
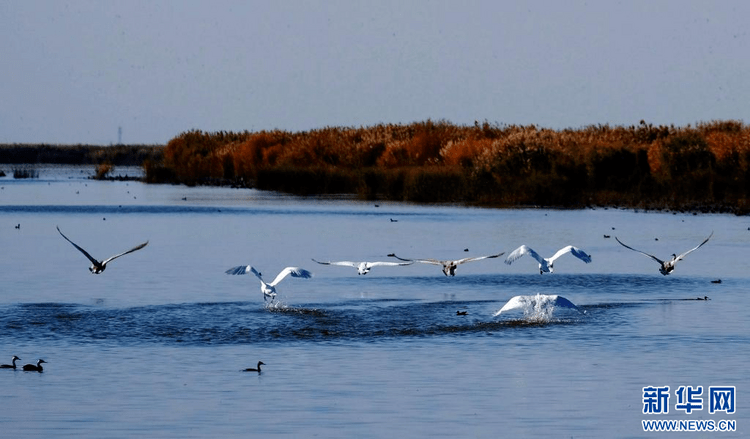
[367,261,414,267]
[493,295,529,316]
[505,245,544,265]
[615,237,665,264]
[311,259,358,268]
[225,265,265,282]
[494,294,580,317]
[56,226,100,265]
[552,295,581,311]
[549,246,591,264]
[454,252,505,266]
[674,231,713,262]
[101,241,149,265]
[387,254,442,266]
[268,267,313,286]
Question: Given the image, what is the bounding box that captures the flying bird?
[494,294,581,317]
[225,265,313,302]
[22,359,46,372]
[505,245,592,274]
[57,226,148,274]
[615,232,713,275]
[243,361,265,373]
[387,252,504,276]
[0,355,21,369]
[311,259,413,275]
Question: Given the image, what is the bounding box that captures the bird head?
[89,264,105,274]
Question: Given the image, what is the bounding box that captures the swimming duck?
[243,361,264,373]
[0,355,21,369]
[22,359,46,372]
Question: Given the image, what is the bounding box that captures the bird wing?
[367,261,414,267]
[493,295,528,316]
[494,294,581,317]
[387,254,442,266]
[101,241,149,265]
[549,246,592,264]
[615,237,665,264]
[311,259,358,268]
[268,267,313,286]
[454,252,505,265]
[674,231,713,262]
[552,295,581,311]
[505,245,544,265]
[225,265,265,282]
[56,226,100,265]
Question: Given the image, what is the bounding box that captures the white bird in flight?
[311,259,413,275]
[225,265,313,301]
[504,245,592,274]
[57,226,148,274]
[387,252,504,276]
[494,294,581,317]
[615,232,713,275]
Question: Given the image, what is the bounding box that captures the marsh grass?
[12,167,39,179]
[141,120,750,212]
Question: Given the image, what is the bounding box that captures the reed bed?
[146,120,750,213]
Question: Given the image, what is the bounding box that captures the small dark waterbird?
[57,226,148,274]
[22,359,46,372]
[0,355,21,369]
[243,361,264,373]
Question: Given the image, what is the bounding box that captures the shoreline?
[2,161,744,216]
[4,119,750,215]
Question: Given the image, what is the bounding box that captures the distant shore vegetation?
[0,143,162,166]
[145,120,750,214]
[3,120,750,213]
[0,143,162,180]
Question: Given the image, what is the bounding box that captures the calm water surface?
[1,166,748,438]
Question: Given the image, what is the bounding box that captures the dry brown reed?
[148,120,750,213]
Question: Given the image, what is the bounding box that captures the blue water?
[1,166,748,437]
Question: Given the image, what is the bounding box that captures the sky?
[1,0,748,145]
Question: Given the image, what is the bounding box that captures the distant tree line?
[0,143,162,166]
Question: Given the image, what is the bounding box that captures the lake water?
[1,165,747,438]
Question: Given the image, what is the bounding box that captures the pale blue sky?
[1,0,748,144]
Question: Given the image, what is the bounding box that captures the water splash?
[264,301,288,312]
[493,294,582,322]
